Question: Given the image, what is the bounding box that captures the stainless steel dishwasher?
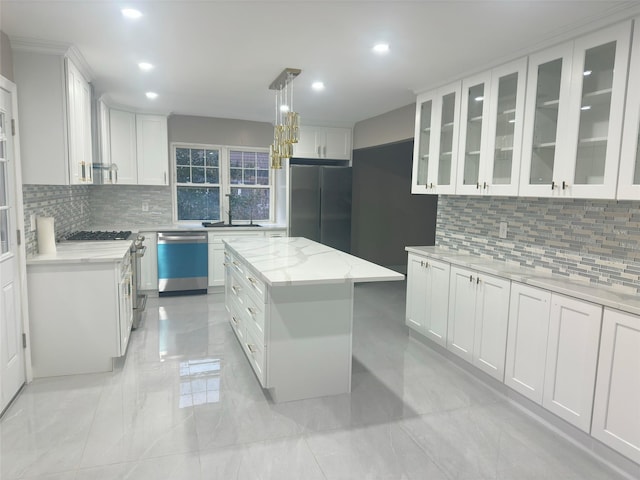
[157,231,208,296]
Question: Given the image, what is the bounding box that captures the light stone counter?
[406,246,640,317]
[224,237,405,286]
[27,241,132,265]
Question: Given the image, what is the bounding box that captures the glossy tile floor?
[0,281,628,479]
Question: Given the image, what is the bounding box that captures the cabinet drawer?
[243,292,265,341]
[244,326,266,387]
[243,266,266,304]
[228,302,244,342]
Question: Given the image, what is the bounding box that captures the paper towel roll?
[37,216,57,254]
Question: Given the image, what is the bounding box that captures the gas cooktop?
[65,230,132,241]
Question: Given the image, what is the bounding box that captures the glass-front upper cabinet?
[411,81,461,195]
[617,17,640,200]
[521,21,632,198]
[456,58,527,196]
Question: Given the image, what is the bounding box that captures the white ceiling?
[2,0,639,126]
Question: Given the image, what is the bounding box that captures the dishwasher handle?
[157,232,207,244]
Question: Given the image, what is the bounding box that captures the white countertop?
[27,241,132,265]
[89,223,287,233]
[224,237,405,287]
[406,246,640,317]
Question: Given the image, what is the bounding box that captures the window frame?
[171,142,275,225]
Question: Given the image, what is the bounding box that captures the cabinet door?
[405,254,428,331]
[447,266,477,362]
[592,308,640,464]
[456,72,492,195]
[109,109,137,184]
[424,259,450,346]
[139,233,157,291]
[209,245,225,287]
[118,266,133,355]
[323,127,352,160]
[564,22,631,199]
[431,82,461,195]
[473,273,511,381]
[505,283,551,404]
[97,100,111,170]
[412,93,435,194]
[542,294,602,432]
[484,58,527,196]
[136,114,169,185]
[292,126,321,158]
[66,59,93,184]
[617,17,640,200]
[520,42,574,198]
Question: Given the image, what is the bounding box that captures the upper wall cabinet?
[14,49,93,185]
[520,22,632,199]
[617,17,640,200]
[411,81,461,195]
[456,58,527,196]
[292,126,352,160]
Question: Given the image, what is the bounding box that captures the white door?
[0,82,26,413]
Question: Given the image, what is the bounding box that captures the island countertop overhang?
[223,237,404,287]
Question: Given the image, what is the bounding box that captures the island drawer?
[243,292,265,340]
[244,326,266,387]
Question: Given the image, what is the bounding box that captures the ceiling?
[2,0,639,126]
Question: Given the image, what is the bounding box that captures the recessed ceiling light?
[474,96,484,102]
[372,43,390,54]
[312,81,325,91]
[121,8,143,19]
[146,92,158,100]
[138,62,154,71]
[581,105,591,111]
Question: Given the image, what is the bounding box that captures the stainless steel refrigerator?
[288,165,352,253]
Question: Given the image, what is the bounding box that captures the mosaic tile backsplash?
[22,185,91,255]
[89,185,173,227]
[436,196,640,293]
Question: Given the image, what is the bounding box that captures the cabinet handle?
[80,162,86,182]
[115,169,118,184]
[247,276,257,285]
[420,260,424,267]
[562,180,569,190]
[247,343,257,354]
[476,182,481,189]
[164,171,167,184]
[231,285,241,294]
[223,262,229,267]
[476,276,480,285]
[247,307,257,316]
[231,315,238,325]
[323,146,327,157]
[469,275,473,282]
[551,181,556,190]
[483,182,488,190]
[429,182,434,189]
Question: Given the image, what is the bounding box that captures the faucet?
[225,193,233,225]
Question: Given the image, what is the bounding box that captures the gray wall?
[168,114,273,147]
[352,104,415,150]
[0,31,14,81]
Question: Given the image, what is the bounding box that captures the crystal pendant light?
[268,68,301,169]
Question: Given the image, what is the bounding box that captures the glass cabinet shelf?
[470,115,483,122]
[578,137,608,144]
[468,151,481,155]
[534,142,557,148]
[442,122,455,129]
[540,99,560,107]
[422,127,431,133]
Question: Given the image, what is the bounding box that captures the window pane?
[192,149,205,166]
[244,169,256,184]
[176,148,190,166]
[177,166,191,183]
[256,153,269,169]
[205,167,219,184]
[0,209,9,254]
[230,168,242,184]
[256,169,269,185]
[205,150,219,167]
[230,151,242,168]
[192,167,205,183]
[177,187,220,221]
[0,162,7,206]
[243,156,256,169]
[230,188,269,221]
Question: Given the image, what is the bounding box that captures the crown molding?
[10,36,93,81]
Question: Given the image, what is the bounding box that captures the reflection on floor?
[0,281,629,479]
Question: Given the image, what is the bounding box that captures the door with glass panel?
[564,22,631,199]
[412,82,461,195]
[0,81,26,414]
[484,58,528,196]
[617,18,640,200]
[456,72,491,195]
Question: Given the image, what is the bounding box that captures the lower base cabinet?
[592,308,640,464]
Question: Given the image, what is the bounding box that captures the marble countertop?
[27,241,132,265]
[406,246,640,317]
[225,237,405,287]
[88,223,287,234]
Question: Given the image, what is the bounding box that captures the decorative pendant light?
[268,68,301,169]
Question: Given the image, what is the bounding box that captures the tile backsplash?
[22,185,91,255]
[89,185,173,227]
[436,196,640,293]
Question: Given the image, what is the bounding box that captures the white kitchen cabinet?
[207,230,273,287]
[139,232,158,291]
[96,99,111,173]
[118,255,134,354]
[412,81,461,194]
[13,49,93,185]
[293,126,352,160]
[109,109,138,184]
[447,266,511,380]
[137,114,169,185]
[405,253,450,347]
[505,283,552,403]
[592,308,640,463]
[542,294,602,432]
[456,58,527,196]
[520,22,631,199]
[617,17,640,200]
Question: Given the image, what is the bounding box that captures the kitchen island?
[223,237,404,402]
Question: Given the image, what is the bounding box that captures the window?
[173,144,273,223]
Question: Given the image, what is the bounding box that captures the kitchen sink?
[202,222,262,228]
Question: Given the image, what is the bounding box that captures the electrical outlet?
[142,202,149,212]
[30,214,36,231]
[499,222,508,239]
